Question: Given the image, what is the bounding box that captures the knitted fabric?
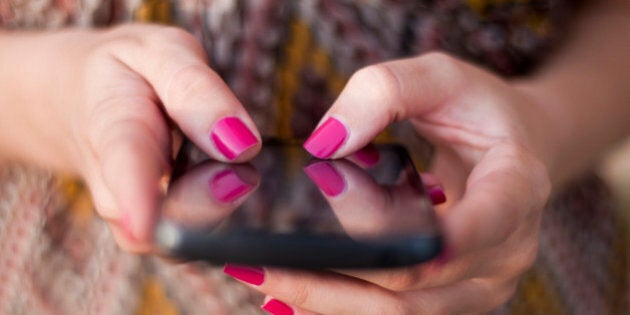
[0,1,628,314]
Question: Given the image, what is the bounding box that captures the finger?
[401,277,519,314]
[335,244,493,292]
[162,162,259,228]
[226,264,518,315]
[303,52,469,159]
[261,296,318,315]
[83,158,153,253]
[108,221,154,253]
[108,25,261,162]
[87,85,171,245]
[223,265,410,315]
[419,173,447,205]
[337,202,540,292]
[99,114,169,245]
[444,144,550,255]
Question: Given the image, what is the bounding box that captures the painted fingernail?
[303,117,348,159]
[211,117,258,160]
[209,169,254,203]
[262,299,294,315]
[352,143,380,167]
[223,264,265,286]
[304,162,346,197]
[428,187,446,205]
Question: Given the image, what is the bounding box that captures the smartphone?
[155,139,442,269]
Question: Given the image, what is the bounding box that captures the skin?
[0,0,629,313]
[0,25,262,251]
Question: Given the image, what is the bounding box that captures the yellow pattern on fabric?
[309,47,346,96]
[136,276,180,315]
[58,178,94,224]
[510,266,569,315]
[275,19,312,138]
[467,0,539,17]
[275,18,396,142]
[134,0,173,24]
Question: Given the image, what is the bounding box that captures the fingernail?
[428,187,446,205]
[352,143,380,167]
[303,162,346,197]
[211,117,258,160]
[223,264,265,286]
[303,117,348,159]
[209,169,254,203]
[262,299,294,315]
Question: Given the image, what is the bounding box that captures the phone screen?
[156,139,441,269]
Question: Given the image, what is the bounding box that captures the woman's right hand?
[0,24,261,252]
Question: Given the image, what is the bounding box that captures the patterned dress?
[0,1,628,314]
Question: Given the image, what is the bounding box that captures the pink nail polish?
[211,117,258,160]
[303,162,346,197]
[223,264,265,285]
[352,143,380,167]
[303,117,348,159]
[262,299,294,315]
[428,187,446,205]
[209,169,254,203]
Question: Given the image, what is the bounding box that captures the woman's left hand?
[223,52,556,315]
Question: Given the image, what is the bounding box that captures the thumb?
[87,94,171,249]
[303,52,468,158]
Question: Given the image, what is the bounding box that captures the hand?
[224,52,553,314]
[0,25,261,252]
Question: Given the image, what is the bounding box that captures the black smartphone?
[155,139,442,269]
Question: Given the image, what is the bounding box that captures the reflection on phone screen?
[155,140,441,268]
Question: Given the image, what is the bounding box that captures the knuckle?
[165,64,221,111]
[418,52,466,86]
[144,26,203,54]
[421,52,460,73]
[288,280,312,307]
[103,26,146,50]
[352,64,403,106]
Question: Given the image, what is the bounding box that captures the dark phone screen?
[157,140,438,250]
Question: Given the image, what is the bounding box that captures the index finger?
[107,25,261,162]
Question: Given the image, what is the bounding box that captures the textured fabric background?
[0,1,627,314]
